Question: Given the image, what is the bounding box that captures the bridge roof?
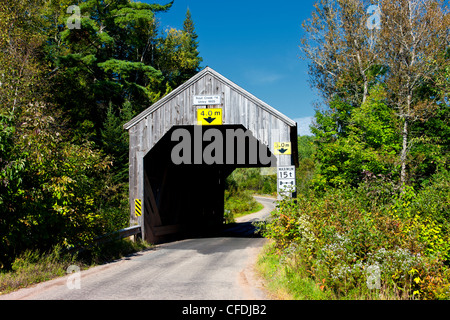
[123,67,296,130]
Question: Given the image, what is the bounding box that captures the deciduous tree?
[302,0,449,190]
[379,0,449,188]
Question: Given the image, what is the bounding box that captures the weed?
[259,178,450,300]
[0,239,151,295]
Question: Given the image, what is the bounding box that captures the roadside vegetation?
[255,0,449,300]
[1,0,199,293]
[1,0,448,301]
[0,239,151,295]
[224,168,277,223]
[0,0,201,271]
[257,172,450,300]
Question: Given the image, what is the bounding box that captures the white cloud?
[256,73,283,84]
[293,117,314,136]
[244,69,284,85]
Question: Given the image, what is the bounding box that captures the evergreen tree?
[182,8,203,79]
[101,100,135,184]
[156,8,203,88]
[0,0,204,267]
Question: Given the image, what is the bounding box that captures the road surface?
[0,196,276,300]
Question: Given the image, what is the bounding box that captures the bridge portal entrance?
[124,68,298,243]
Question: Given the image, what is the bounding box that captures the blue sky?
[149,0,319,135]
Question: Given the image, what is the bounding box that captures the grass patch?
[234,201,264,219]
[0,238,151,295]
[0,245,78,295]
[256,242,331,300]
[224,189,262,224]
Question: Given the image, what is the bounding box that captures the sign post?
[277,166,296,198]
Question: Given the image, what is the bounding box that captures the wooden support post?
[144,171,163,243]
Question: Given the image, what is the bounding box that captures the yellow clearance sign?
[197,108,223,126]
[274,142,292,155]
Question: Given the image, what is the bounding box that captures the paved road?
[1,196,276,300]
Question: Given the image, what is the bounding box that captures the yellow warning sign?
[274,142,292,155]
[135,199,142,217]
[197,108,223,126]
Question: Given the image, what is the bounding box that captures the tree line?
[0,0,202,269]
[301,0,449,191]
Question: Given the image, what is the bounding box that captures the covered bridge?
[123,67,298,243]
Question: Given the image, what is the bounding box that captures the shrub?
[390,178,450,262]
[260,183,450,300]
[224,189,260,224]
[226,168,277,195]
[0,245,77,293]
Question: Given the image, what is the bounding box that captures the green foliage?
[312,86,400,190]
[43,0,200,134]
[390,172,450,261]
[101,100,135,182]
[99,100,136,233]
[224,190,261,224]
[223,168,276,223]
[226,168,277,195]
[0,105,113,269]
[265,0,450,300]
[297,135,315,161]
[296,135,317,196]
[0,245,77,294]
[260,179,450,299]
[0,114,26,207]
[181,8,203,78]
[0,0,204,270]
[408,104,450,187]
[156,8,202,87]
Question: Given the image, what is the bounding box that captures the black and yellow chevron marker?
[135,199,142,217]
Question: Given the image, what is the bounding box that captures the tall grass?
[256,243,332,300]
[0,245,77,294]
[0,239,151,294]
[256,170,450,300]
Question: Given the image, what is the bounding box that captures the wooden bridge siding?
[128,126,138,227]
[129,74,294,217]
[129,124,144,227]
[131,74,293,154]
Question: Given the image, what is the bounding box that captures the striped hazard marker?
[135,199,142,217]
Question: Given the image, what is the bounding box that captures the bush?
[224,189,260,224]
[259,181,450,300]
[226,168,277,195]
[0,245,77,294]
[390,172,450,261]
[0,108,113,270]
